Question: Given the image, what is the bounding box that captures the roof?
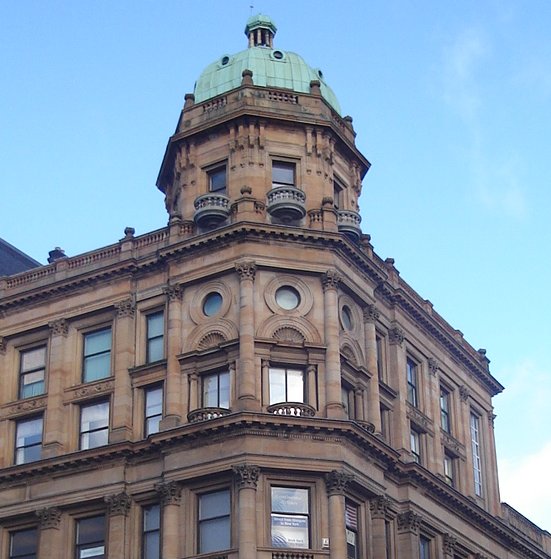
[0,238,41,276]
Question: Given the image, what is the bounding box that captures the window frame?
[79,400,110,450]
[15,415,43,465]
[470,412,483,497]
[207,163,227,194]
[406,357,418,407]
[333,178,344,209]
[443,452,456,487]
[144,384,163,436]
[201,370,230,409]
[142,503,161,559]
[82,327,112,383]
[410,427,421,464]
[345,499,359,559]
[272,160,297,188]
[75,515,106,559]
[9,526,38,559]
[440,386,451,433]
[197,488,231,554]
[19,345,47,400]
[146,311,164,364]
[270,485,310,550]
[269,366,305,405]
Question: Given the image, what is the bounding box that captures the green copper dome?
[193,15,341,114]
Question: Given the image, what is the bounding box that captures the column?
[325,470,353,559]
[369,496,390,559]
[396,511,422,558]
[155,481,182,559]
[111,300,135,442]
[388,325,409,456]
[322,270,345,419]
[233,464,260,559]
[161,285,183,429]
[485,410,501,515]
[363,305,381,432]
[428,357,443,473]
[235,261,259,411]
[36,507,62,558]
[105,492,131,557]
[458,385,472,495]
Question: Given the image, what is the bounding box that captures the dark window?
[203,292,223,316]
[208,165,227,193]
[410,429,421,464]
[80,401,109,449]
[202,371,230,409]
[444,453,455,487]
[198,489,231,553]
[269,367,304,404]
[440,387,451,433]
[376,336,384,381]
[76,515,106,559]
[15,416,42,464]
[272,161,296,187]
[333,180,344,209]
[83,328,111,382]
[406,358,418,407]
[146,312,164,363]
[9,527,38,559]
[19,346,46,399]
[341,384,354,419]
[143,504,161,559]
[345,500,359,559]
[419,535,431,559]
[145,386,163,436]
[271,486,310,549]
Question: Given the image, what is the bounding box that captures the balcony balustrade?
[194,193,231,228]
[266,186,306,222]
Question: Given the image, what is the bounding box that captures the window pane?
[203,374,219,407]
[200,517,230,553]
[147,313,164,338]
[209,166,227,192]
[219,371,230,408]
[271,514,309,548]
[16,417,42,464]
[275,286,300,310]
[287,369,304,402]
[144,504,160,530]
[272,487,309,514]
[10,527,38,558]
[81,402,109,429]
[146,387,162,416]
[77,516,105,545]
[84,330,111,355]
[147,337,164,363]
[144,532,160,559]
[269,368,286,404]
[203,292,223,316]
[21,347,46,372]
[272,161,295,186]
[84,353,111,381]
[199,489,230,519]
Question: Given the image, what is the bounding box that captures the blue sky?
[1,0,550,530]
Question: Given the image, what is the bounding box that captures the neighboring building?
[0,14,549,559]
[0,238,41,276]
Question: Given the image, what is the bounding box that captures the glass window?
[406,358,418,407]
[143,504,161,559]
[275,286,300,310]
[440,388,451,433]
[470,413,483,496]
[419,536,431,559]
[341,385,354,419]
[145,386,163,436]
[146,312,164,363]
[80,401,109,449]
[410,429,421,464]
[271,486,309,549]
[19,346,46,399]
[76,516,105,559]
[83,328,111,382]
[333,180,344,209]
[198,489,231,553]
[202,371,230,409]
[376,336,384,381]
[380,405,390,443]
[269,367,304,404]
[444,453,455,487]
[208,165,227,193]
[203,292,223,317]
[9,527,38,559]
[15,416,42,465]
[341,306,353,330]
[272,161,296,187]
[345,500,359,559]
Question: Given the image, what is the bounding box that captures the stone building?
[0,14,549,559]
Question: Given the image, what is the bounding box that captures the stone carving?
[428,357,439,376]
[273,326,305,343]
[488,411,496,428]
[459,385,470,402]
[49,318,68,337]
[36,507,62,529]
[362,304,380,323]
[5,396,47,416]
[72,380,114,399]
[235,261,257,281]
[325,470,353,495]
[443,534,457,555]
[197,331,226,350]
[388,326,404,346]
[155,481,182,506]
[164,284,183,301]
[115,298,135,318]
[321,269,342,291]
[369,495,391,519]
[233,464,260,489]
[105,492,132,516]
[396,511,422,534]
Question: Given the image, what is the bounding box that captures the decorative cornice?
[48,318,68,337]
[115,298,135,318]
[397,511,422,534]
[36,507,61,529]
[105,492,132,516]
[325,470,353,496]
[428,357,439,376]
[459,385,470,402]
[369,495,391,519]
[388,326,404,346]
[322,269,342,291]
[235,260,256,281]
[155,481,182,506]
[164,284,183,301]
[232,464,260,489]
[362,304,380,323]
[443,534,457,555]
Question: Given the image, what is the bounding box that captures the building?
[0,14,549,559]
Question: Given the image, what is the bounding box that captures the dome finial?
[245,14,277,48]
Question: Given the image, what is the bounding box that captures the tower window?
[203,291,223,316]
[146,311,164,363]
[208,164,227,193]
[80,401,109,450]
[440,387,451,433]
[410,428,421,464]
[202,370,230,409]
[272,161,296,187]
[145,385,163,436]
[142,504,161,559]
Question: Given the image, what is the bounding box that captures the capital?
[443,534,457,555]
[428,357,439,376]
[362,304,380,323]
[164,283,183,301]
[325,470,353,496]
[322,269,342,291]
[36,507,62,530]
[105,492,132,516]
[397,511,422,534]
[459,385,470,402]
[155,481,182,506]
[48,318,68,337]
[235,260,257,281]
[369,495,391,519]
[233,464,260,489]
[115,298,135,318]
[388,326,404,346]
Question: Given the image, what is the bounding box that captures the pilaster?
[36,507,62,558]
[363,304,381,431]
[156,481,182,559]
[325,471,353,559]
[105,492,131,557]
[233,464,260,559]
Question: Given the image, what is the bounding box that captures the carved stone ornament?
[362,304,380,323]
[488,411,496,428]
[6,396,47,416]
[428,357,439,376]
[73,380,114,399]
[115,298,135,318]
[388,326,405,346]
[105,492,132,516]
[369,495,390,519]
[443,534,457,555]
[49,318,68,337]
[235,260,257,281]
[325,470,353,496]
[322,269,342,291]
[0,336,5,354]
[155,481,182,506]
[396,511,422,534]
[459,385,470,402]
[232,464,260,489]
[164,284,183,301]
[36,507,62,529]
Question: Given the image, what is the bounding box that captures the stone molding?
[396,511,422,534]
[441,431,466,458]
[388,326,404,346]
[115,298,135,318]
[36,507,62,530]
[105,492,132,516]
[235,260,257,281]
[325,470,353,496]
[48,318,68,337]
[369,495,391,519]
[155,481,182,506]
[164,283,183,301]
[321,269,342,291]
[428,357,439,376]
[443,534,457,555]
[64,379,114,403]
[2,396,47,419]
[362,304,380,323]
[232,464,260,489]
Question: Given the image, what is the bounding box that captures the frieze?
[155,481,182,506]
[396,511,422,534]
[321,269,342,291]
[369,495,391,519]
[233,464,260,489]
[65,379,114,402]
[2,396,47,419]
[36,507,61,529]
[105,492,132,516]
[325,470,353,495]
[49,318,68,337]
[388,326,404,346]
[115,298,135,318]
[362,304,380,324]
[235,260,257,281]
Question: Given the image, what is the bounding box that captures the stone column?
[388,325,409,455]
[428,357,442,472]
[156,481,182,559]
[322,270,345,419]
[43,319,68,457]
[161,285,183,429]
[235,261,259,411]
[233,464,260,559]
[458,385,472,495]
[105,492,131,557]
[443,534,457,557]
[111,300,135,442]
[325,470,353,559]
[36,507,62,558]
[396,511,422,558]
[486,410,501,515]
[363,305,381,431]
[369,496,390,559]
[306,364,318,409]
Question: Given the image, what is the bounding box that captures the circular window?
[341,305,353,330]
[203,292,223,316]
[275,286,300,310]
[221,55,230,65]
[273,50,284,60]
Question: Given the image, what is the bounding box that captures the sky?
[1,0,550,531]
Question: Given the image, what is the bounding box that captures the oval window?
[273,50,284,60]
[221,55,230,65]
[341,305,353,330]
[203,292,223,316]
[275,286,300,310]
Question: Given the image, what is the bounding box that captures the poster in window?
[271,514,309,548]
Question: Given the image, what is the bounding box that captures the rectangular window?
[76,515,105,559]
[419,536,431,559]
[341,384,354,419]
[470,413,483,496]
[271,486,310,549]
[80,401,109,449]
[272,161,296,187]
[269,367,304,404]
[83,328,111,382]
[333,180,344,209]
[15,416,42,465]
[9,527,38,559]
[143,504,161,559]
[345,500,359,559]
[410,429,421,464]
[406,358,418,407]
[145,385,163,436]
[198,489,231,554]
[208,164,227,193]
[19,346,46,399]
[444,453,455,487]
[146,312,164,363]
[440,387,451,433]
[380,405,390,443]
[376,336,384,381]
[202,370,230,409]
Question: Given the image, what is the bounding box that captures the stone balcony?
[337,210,362,240]
[194,194,231,228]
[267,402,316,417]
[187,407,231,423]
[266,186,306,222]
